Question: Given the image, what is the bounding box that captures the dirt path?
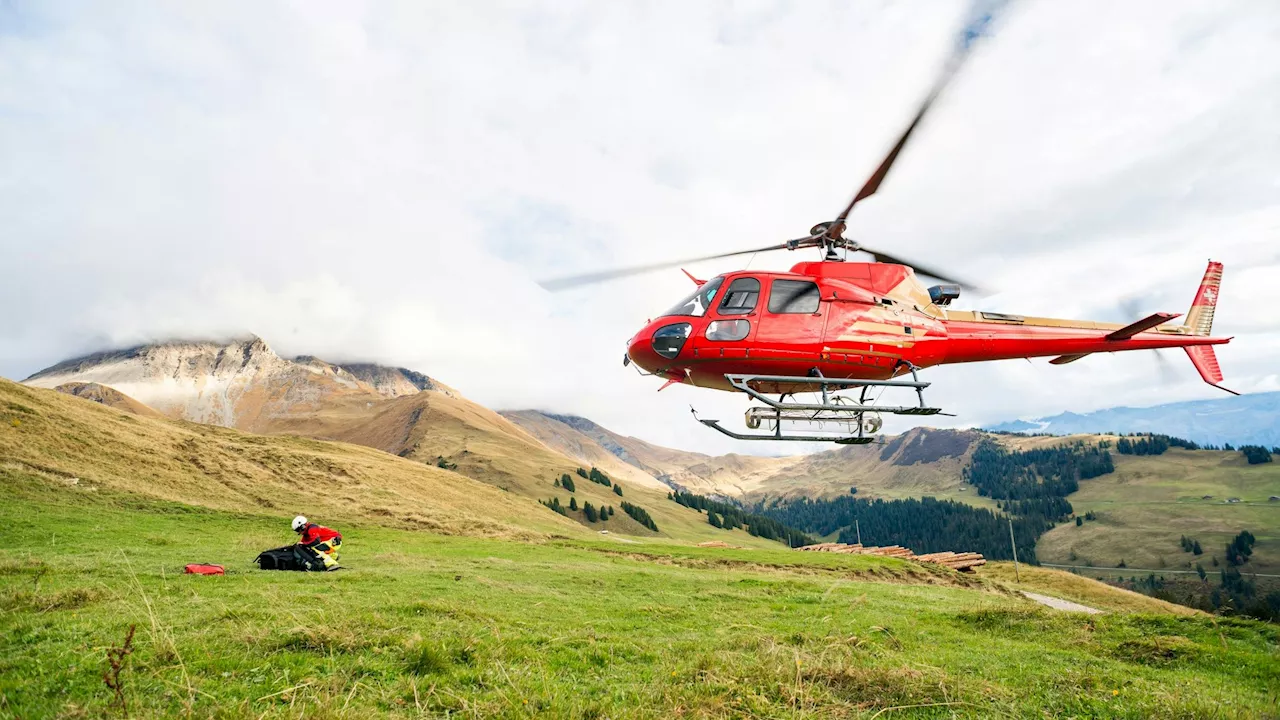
[1022,591,1102,614]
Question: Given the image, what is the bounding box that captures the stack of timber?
[796,543,986,572]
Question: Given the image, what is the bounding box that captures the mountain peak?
[23,334,277,383]
[21,335,446,429]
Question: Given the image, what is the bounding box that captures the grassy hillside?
[745,430,1278,578]
[3,472,1277,718]
[0,378,577,539]
[0,379,782,548]
[262,390,781,547]
[1036,448,1280,573]
[503,411,791,496]
[751,429,996,509]
[977,563,1201,616]
[498,411,680,492]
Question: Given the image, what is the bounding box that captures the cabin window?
[706,319,750,341]
[662,276,724,318]
[718,277,760,315]
[768,279,821,314]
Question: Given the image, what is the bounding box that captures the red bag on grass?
[184,564,225,575]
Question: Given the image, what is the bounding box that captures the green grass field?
[3,469,1278,719]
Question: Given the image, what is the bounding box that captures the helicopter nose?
[626,329,657,372]
[628,320,695,374]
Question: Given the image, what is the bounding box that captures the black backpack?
[255,545,322,572]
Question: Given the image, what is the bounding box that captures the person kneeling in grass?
[291,515,342,570]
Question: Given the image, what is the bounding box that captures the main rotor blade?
[537,242,792,291]
[865,248,984,294]
[832,0,1009,231]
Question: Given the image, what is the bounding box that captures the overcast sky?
[2,1,1277,455]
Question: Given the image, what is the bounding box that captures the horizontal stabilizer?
[1106,312,1180,341]
[1184,345,1238,395]
[1049,353,1090,365]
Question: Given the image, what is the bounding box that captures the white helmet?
[291,515,308,532]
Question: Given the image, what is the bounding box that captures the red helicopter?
[541,6,1233,443]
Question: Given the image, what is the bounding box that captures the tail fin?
[1182,261,1236,394]
[1184,260,1222,336]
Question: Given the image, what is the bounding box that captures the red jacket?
[299,523,341,546]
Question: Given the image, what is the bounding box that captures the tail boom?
[941,260,1233,392]
[941,322,1228,365]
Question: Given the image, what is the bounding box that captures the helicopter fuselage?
[625,261,1230,395]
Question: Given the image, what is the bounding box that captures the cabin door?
[752,278,826,364]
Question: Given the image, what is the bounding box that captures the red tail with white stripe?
[1183,261,1236,394]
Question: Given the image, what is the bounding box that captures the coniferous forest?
[669,491,814,547]
[760,439,1124,563]
[760,495,1048,562]
[962,439,1112,501]
[1113,434,1201,455]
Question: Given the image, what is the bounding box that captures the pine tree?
[583,502,598,522]
[1196,564,1206,581]
[708,512,722,528]
[1076,516,1083,527]
[608,505,615,517]
[1192,540,1203,555]
[621,501,659,532]
[560,473,576,492]
[613,484,623,496]
[569,497,578,511]
[576,467,588,479]
[587,467,612,486]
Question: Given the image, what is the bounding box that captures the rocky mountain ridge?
[23,336,438,432]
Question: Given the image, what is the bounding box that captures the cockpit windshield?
[662,276,724,318]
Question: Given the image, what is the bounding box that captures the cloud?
[1,0,1276,455]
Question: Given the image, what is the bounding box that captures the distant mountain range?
[986,392,1280,448]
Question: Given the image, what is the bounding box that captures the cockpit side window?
[662,276,724,318]
[717,277,760,315]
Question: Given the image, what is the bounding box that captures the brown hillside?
[262,392,770,545]
[745,428,990,507]
[19,339,774,543]
[54,382,164,418]
[500,411,695,491]
[0,378,582,539]
[502,411,792,495]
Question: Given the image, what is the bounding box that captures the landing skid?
[693,367,946,443]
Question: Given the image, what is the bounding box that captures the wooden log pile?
[796,542,986,572]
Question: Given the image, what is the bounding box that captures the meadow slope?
[3,470,1277,719]
[1035,447,1280,574]
[0,378,783,548]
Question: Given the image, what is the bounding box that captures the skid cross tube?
[725,372,940,415]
